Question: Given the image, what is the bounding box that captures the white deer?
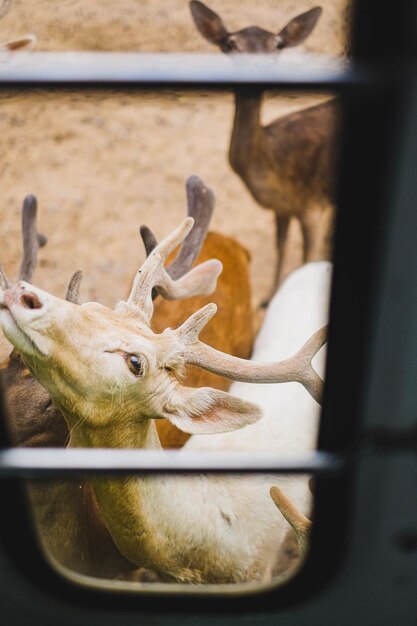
[0,219,329,584]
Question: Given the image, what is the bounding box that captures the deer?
[0,178,255,578]
[0,210,329,584]
[0,0,36,52]
[190,1,339,289]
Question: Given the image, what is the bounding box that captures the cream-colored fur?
[0,261,330,583]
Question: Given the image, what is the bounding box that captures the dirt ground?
[0,0,351,360]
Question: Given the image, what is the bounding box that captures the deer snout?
[20,291,42,310]
[3,283,43,310]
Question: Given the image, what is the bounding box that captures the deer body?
[230,93,337,222]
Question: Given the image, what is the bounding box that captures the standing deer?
[190,1,338,288]
[0,178,255,577]
[0,213,328,583]
[0,0,36,51]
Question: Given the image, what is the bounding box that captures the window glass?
[0,0,351,594]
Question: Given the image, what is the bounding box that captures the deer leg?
[273,215,290,293]
[260,215,289,307]
[275,215,303,288]
[300,208,331,263]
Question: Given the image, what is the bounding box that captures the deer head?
[190,1,322,54]
[0,215,326,443]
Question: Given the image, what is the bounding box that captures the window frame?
[0,0,414,614]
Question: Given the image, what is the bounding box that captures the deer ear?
[190,1,229,46]
[162,385,262,435]
[277,7,322,48]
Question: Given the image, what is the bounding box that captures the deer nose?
[20,291,43,310]
[3,283,44,310]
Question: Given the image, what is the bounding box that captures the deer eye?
[126,354,144,377]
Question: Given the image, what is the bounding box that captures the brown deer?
[0,178,255,577]
[0,0,36,51]
[190,1,339,288]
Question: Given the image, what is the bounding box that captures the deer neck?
[229,90,264,176]
[66,413,179,576]
[63,408,279,583]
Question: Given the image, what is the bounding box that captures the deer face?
[190,1,322,54]
[0,281,185,428]
[0,275,261,438]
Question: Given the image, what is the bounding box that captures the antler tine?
[127,252,164,321]
[0,0,12,20]
[178,303,218,343]
[175,313,327,403]
[167,175,215,281]
[155,258,222,302]
[66,270,83,305]
[270,486,312,556]
[140,176,216,301]
[0,263,11,289]
[18,195,48,283]
[154,217,195,263]
[129,217,222,322]
[128,218,193,310]
[139,225,158,258]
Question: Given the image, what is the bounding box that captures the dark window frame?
[0,0,415,615]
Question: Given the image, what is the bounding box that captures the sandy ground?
[1,0,351,53]
[0,0,351,362]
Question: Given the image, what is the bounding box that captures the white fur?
[0,261,332,582]
[96,261,332,582]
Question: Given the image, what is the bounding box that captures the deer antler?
[69,176,217,309]
[0,263,10,289]
[18,195,47,283]
[127,217,222,323]
[0,0,12,20]
[140,175,216,299]
[0,195,47,289]
[166,175,215,280]
[270,486,312,556]
[175,304,327,403]
[65,270,83,305]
